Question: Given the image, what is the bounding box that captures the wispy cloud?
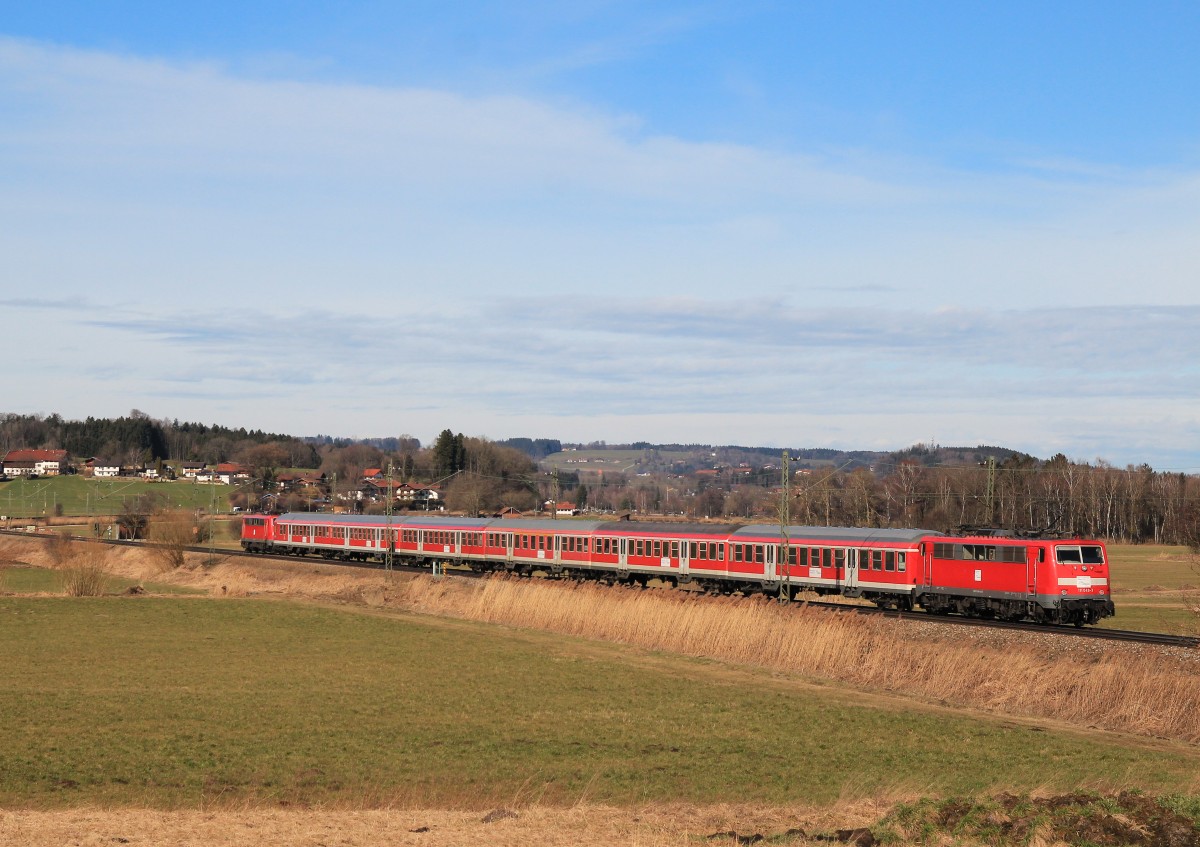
[2,37,1199,466]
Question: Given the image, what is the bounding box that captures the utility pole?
[385,463,394,571]
[208,477,216,560]
[551,467,559,519]
[779,450,791,603]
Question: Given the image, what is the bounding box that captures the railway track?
[802,599,1200,649]
[4,528,1195,648]
[182,542,1200,649]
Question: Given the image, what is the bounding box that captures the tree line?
[5,413,1195,543]
[556,452,1199,545]
[0,411,320,468]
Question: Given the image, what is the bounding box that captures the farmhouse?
[1,449,70,476]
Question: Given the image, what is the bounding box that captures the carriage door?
[619,538,628,567]
[843,548,859,591]
[680,540,691,578]
[1026,545,1039,594]
[764,544,776,582]
[454,531,461,556]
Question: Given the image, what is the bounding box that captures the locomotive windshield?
[1055,545,1105,565]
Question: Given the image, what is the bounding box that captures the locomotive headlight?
[1061,589,1067,595]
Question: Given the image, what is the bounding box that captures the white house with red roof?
[2,449,70,476]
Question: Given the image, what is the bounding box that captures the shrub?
[62,559,107,596]
[147,511,197,571]
[59,542,109,596]
[43,531,74,566]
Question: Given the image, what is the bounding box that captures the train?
[240,512,1115,626]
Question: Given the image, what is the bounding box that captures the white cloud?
[2,37,1199,467]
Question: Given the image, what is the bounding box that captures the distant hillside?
[543,441,1039,476]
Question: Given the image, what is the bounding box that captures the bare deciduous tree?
[148,510,198,571]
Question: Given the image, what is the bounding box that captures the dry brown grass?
[0,800,889,847]
[400,576,1200,744]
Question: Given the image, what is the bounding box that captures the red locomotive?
[241,513,1114,626]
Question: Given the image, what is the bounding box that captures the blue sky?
[2,2,1198,468]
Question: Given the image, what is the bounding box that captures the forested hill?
[0,412,319,467]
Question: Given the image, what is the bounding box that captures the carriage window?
[897,552,906,572]
[798,547,808,567]
[885,551,895,571]
[872,551,883,571]
[754,545,764,563]
[671,542,679,559]
[733,545,743,563]
[1082,546,1105,565]
[834,549,845,568]
[717,543,725,561]
[689,542,697,559]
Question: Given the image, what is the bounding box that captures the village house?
[396,482,441,506]
[92,460,122,478]
[276,471,327,493]
[197,462,251,484]
[1,449,71,476]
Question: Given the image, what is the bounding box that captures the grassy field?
[0,476,234,520]
[2,594,1198,810]
[1104,544,1199,634]
[0,564,201,595]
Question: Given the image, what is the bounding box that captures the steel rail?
[801,599,1200,648]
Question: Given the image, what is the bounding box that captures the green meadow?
[0,475,234,519]
[1,594,1197,809]
[1103,544,1199,634]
